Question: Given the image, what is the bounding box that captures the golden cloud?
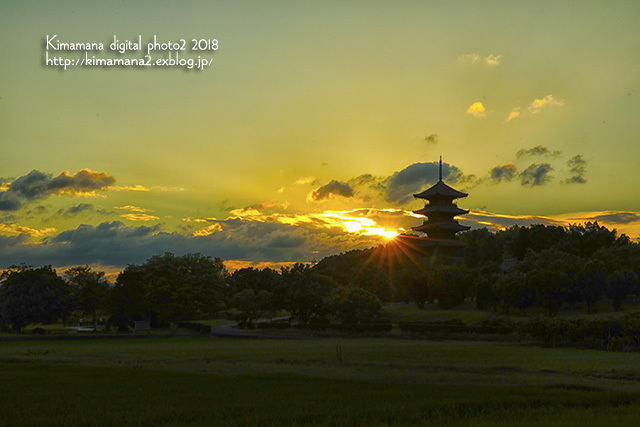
[110,185,150,192]
[458,53,502,66]
[223,260,306,272]
[467,102,486,118]
[294,176,318,185]
[119,213,160,222]
[193,223,223,237]
[221,208,407,240]
[109,185,185,192]
[0,223,57,237]
[505,108,521,123]
[115,205,153,213]
[485,54,502,65]
[529,94,565,114]
[463,210,640,239]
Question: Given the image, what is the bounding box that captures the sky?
[1,1,640,274]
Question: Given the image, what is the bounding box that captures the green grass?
[3,338,640,390]
[1,359,638,426]
[383,301,492,324]
[3,336,640,425]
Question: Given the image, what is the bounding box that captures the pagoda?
[396,157,470,252]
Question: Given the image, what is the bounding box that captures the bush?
[399,320,469,334]
[31,327,47,335]
[399,318,517,335]
[474,317,517,334]
[295,322,392,333]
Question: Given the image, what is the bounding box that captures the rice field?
[2,337,640,425]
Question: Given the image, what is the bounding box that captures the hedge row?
[518,315,640,350]
[399,315,640,351]
[399,319,515,335]
[253,321,392,332]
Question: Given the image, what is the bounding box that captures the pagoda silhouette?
[394,157,470,254]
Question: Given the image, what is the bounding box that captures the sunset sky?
[1,1,639,274]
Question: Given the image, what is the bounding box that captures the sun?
[320,211,400,240]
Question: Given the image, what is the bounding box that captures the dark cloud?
[311,180,354,201]
[0,169,115,211]
[267,232,307,248]
[0,214,16,223]
[21,205,50,219]
[424,134,439,144]
[462,211,562,231]
[520,163,553,186]
[563,155,587,184]
[490,163,517,183]
[346,174,386,202]
[347,174,385,191]
[58,203,95,217]
[586,212,640,224]
[0,220,340,269]
[516,145,561,159]
[385,162,465,204]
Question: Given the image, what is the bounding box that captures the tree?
[433,264,471,310]
[492,270,534,313]
[577,269,608,314]
[229,267,280,295]
[607,271,637,311]
[278,268,330,324]
[560,222,620,257]
[527,268,570,317]
[395,265,433,309]
[228,288,272,328]
[64,266,110,331]
[0,265,72,333]
[325,286,382,323]
[351,263,391,302]
[111,253,228,328]
[472,261,502,311]
[516,249,583,317]
[109,264,148,331]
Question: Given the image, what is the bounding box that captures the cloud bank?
[0,169,115,211]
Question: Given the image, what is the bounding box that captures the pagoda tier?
[413,221,471,235]
[410,157,470,243]
[413,204,469,217]
[413,180,468,201]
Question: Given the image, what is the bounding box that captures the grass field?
[2,337,640,425]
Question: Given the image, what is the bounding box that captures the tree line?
[313,222,640,316]
[0,253,384,333]
[1,222,639,333]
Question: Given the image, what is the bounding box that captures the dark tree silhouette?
[64,265,110,331]
[325,286,382,324]
[577,269,608,314]
[0,265,72,333]
[111,253,227,328]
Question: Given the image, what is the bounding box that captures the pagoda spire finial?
[439,156,443,181]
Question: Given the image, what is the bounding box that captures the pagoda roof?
[412,222,471,233]
[413,205,469,216]
[414,180,468,200]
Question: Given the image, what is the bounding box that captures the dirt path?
[209,323,306,340]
